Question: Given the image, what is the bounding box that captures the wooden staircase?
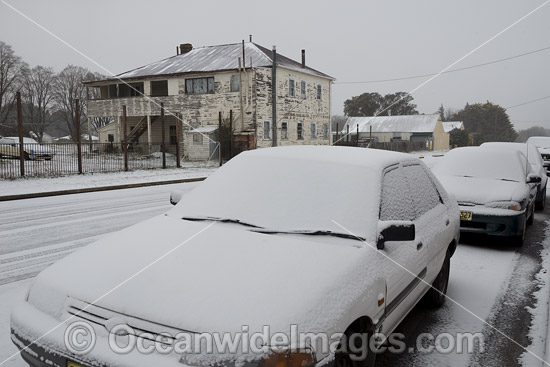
[127,116,157,144]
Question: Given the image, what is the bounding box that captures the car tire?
[512,223,525,247]
[536,187,546,210]
[334,328,376,367]
[527,208,534,226]
[425,251,450,308]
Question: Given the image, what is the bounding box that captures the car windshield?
[433,147,527,183]
[167,148,381,239]
[528,137,550,149]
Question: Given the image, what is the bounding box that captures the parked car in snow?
[0,137,54,160]
[432,146,539,245]
[526,136,550,173]
[481,142,548,210]
[11,146,460,367]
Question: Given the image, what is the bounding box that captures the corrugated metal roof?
[442,121,464,132]
[343,114,441,133]
[90,42,333,83]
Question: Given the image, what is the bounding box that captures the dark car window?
[403,164,441,219]
[380,165,415,221]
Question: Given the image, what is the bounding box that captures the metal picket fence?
[0,142,191,178]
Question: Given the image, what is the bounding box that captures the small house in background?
[340,114,450,151]
[442,121,464,133]
[87,41,334,161]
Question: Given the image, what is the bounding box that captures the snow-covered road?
[0,182,547,366]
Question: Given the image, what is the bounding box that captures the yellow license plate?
[68,362,86,367]
[460,211,473,221]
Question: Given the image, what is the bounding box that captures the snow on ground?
[520,220,550,366]
[0,164,215,196]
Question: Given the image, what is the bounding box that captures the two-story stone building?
[85,41,334,160]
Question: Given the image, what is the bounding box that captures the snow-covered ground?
[0,164,215,196]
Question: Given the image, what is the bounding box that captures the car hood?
[30,215,373,335]
[435,175,529,205]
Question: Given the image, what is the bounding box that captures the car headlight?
[485,201,522,211]
[260,351,315,367]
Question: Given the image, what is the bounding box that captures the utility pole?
[16,92,24,177]
[272,45,277,147]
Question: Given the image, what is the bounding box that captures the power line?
[506,95,550,109]
[335,46,550,85]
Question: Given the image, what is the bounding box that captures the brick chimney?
[179,43,193,55]
[301,49,306,68]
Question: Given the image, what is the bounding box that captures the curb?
[0,177,207,202]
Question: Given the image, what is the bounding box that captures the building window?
[311,123,317,139]
[193,133,203,145]
[169,125,177,145]
[230,75,240,92]
[185,77,214,94]
[129,83,144,97]
[300,80,306,99]
[151,80,168,96]
[323,123,329,139]
[316,84,322,100]
[107,134,114,142]
[263,120,271,140]
[289,78,295,97]
[281,121,288,140]
[297,122,304,140]
[108,85,117,98]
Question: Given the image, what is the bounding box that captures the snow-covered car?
[526,136,550,173]
[11,146,460,367]
[481,142,548,210]
[432,146,539,245]
[0,137,54,160]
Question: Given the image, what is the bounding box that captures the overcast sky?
[1,0,548,130]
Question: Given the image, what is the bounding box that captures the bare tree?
[22,66,56,142]
[0,41,28,133]
[53,65,89,140]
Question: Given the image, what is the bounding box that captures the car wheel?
[425,251,450,308]
[527,208,534,226]
[536,187,546,210]
[334,328,376,367]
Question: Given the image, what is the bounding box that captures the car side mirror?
[170,190,185,205]
[377,222,415,250]
[527,173,541,184]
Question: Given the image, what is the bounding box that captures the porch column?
[147,115,152,150]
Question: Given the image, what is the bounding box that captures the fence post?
[16,92,24,177]
[76,99,83,174]
[161,103,166,169]
[122,105,128,171]
[356,124,359,146]
[335,123,339,145]
[346,125,350,143]
[229,109,233,159]
[175,112,181,168]
[218,111,222,167]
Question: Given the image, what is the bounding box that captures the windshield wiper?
[253,229,365,241]
[181,216,263,228]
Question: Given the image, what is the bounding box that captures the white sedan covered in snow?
[432,146,539,246]
[11,146,460,367]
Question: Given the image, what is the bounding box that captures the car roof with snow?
[527,136,550,148]
[480,142,542,165]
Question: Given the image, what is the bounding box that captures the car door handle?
[417,242,423,251]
